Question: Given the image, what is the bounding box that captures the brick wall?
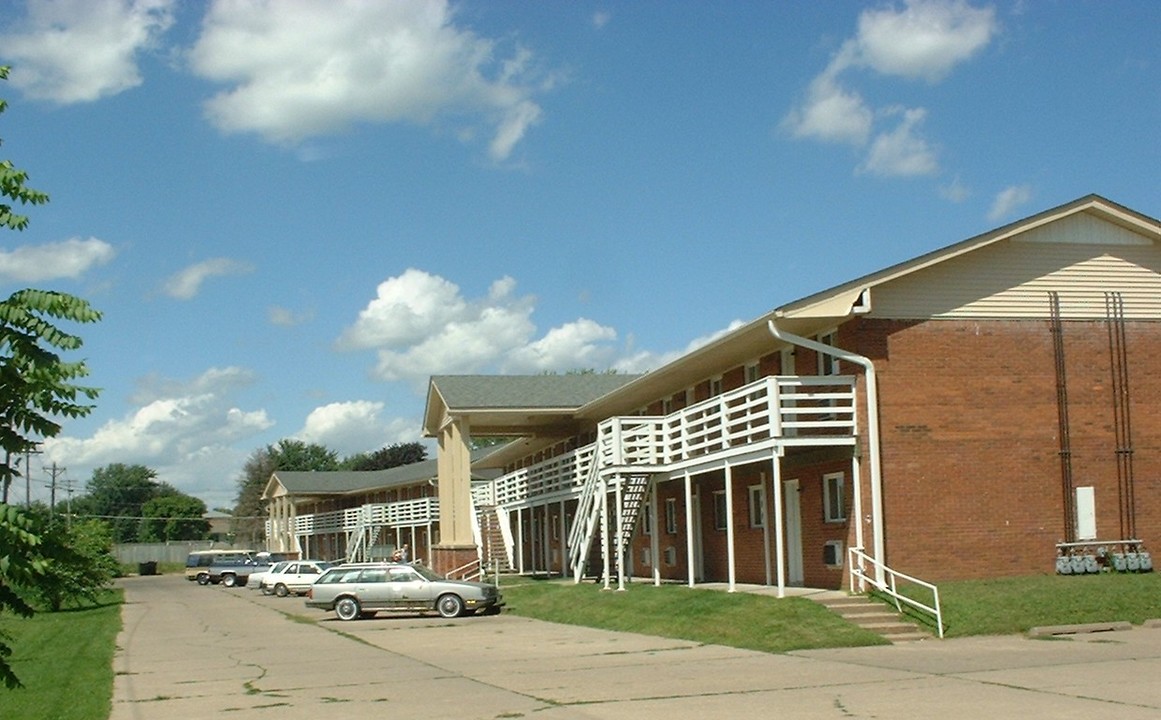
[853,316,1161,581]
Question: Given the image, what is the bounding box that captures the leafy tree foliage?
[0,67,102,688]
[21,508,118,613]
[233,439,340,543]
[0,503,42,688]
[71,464,160,543]
[341,441,427,470]
[139,493,209,542]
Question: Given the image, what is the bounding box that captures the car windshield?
[410,564,444,582]
[267,562,290,574]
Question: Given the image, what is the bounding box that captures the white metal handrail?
[848,546,944,638]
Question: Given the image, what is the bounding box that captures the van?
[184,549,256,581]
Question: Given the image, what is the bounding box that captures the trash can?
[138,561,158,576]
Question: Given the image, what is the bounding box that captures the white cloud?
[854,0,997,82]
[42,366,273,508]
[780,68,872,145]
[0,236,115,282]
[988,184,1033,221]
[0,0,175,103]
[293,400,412,456]
[163,257,253,299]
[857,107,938,177]
[940,176,971,202]
[268,305,313,327]
[187,0,549,160]
[338,269,630,383]
[783,0,996,176]
[505,318,618,373]
[592,12,612,29]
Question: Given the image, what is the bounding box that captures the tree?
[341,441,427,470]
[139,494,209,542]
[0,503,42,688]
[21,507,118,613]
[72,464,159,543]
[0,67,102,688]
[234,439,340,543]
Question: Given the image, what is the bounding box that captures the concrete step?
[810,593,934,643]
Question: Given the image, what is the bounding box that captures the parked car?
[261,560,335,597]
[247,561,292,591]
[185,549,258,582]
[197,557,271,587]
[305,562,503,620]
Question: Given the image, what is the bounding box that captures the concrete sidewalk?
[112,575,1161,719]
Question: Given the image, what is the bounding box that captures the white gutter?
[767,321,885,585]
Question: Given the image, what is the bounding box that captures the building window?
[642,504,652,535]
[745,362,760,384]
[710,375,723,397]
[551,514,559,540]
[665,498,677,534]
[641,548,652,567]
[664,546,677,566]
[823,472,846,522]
[748,485,765,528]
[713,490,727,531]
[817,330,840,375]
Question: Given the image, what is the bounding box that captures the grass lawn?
[0,590,123,720]
[499,578,890,652]
[906,571,1161,637]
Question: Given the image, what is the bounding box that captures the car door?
[354,568,391,610]
[288,563,323,593]
[389,567,432,610]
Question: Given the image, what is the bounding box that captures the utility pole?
[46,462,66,519]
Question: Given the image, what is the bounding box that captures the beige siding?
[870,213,1161,320]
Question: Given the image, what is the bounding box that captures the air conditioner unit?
[823,540,844,567]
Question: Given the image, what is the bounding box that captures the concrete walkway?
[112,575,1161,719]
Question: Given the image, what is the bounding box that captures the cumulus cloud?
[783,0,997,177]
[857,107,938,177]
[0,236,115,282]
[987,184,1032,221]
[0,0,175,103]
[268,305,313,327]
[293,400,414,456]
[163,257,253,299]
[338,269,627,383]
[187,0,550,161]
[42,366,273,507]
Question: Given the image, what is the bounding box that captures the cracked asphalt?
[112,574,1161,719]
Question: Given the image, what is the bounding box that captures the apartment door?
[783,479,804,585]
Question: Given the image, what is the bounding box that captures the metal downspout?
[767,321,886,586]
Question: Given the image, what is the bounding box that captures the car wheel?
[274,583,289,598]
[260,584,272,595]
[436,593,464,618]
[335,596,362,621]
[221,573,237,588]
[196,572,210,586]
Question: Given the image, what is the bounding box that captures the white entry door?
[783,479,804,585]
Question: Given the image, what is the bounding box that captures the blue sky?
[0,0,1157,511]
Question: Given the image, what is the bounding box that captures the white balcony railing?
[293,497,437,536]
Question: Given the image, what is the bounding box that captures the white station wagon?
[305,562,503,620]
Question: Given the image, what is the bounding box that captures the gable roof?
[423,373,643,437]
[262,453,500,500]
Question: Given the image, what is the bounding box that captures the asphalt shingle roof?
[431,374,643,410]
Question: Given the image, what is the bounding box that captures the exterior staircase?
[476,505,513,573]
[812,593,933,643]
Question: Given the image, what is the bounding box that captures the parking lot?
[113,574,1161,719]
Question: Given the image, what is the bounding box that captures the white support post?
[684,471,695,588]
[725,461,736,592]
[600,480,611,590]
[615,475,626,591]
[558,499,567,575]
[772,455,785,599]
[650,476,661,586]
[516,507,525,575]
[851,451,865,592]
